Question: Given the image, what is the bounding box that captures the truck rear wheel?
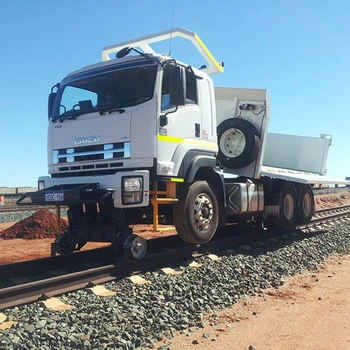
[297,185,314,224]
[217,118,260,169]
[173,181,219,244]
[278,182,298,229]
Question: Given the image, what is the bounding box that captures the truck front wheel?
[173,181,219,244]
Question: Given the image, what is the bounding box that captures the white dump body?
[261,133,350,185]
[263,133,332,175]
[260,166,347,185]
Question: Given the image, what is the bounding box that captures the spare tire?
[217,118,261,169]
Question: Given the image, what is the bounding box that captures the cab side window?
[161,65,173,111]
[161,66,198,111]
[185,69,197,105]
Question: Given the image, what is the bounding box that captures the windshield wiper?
[52,110,83,123]
[97,105,125,116]
[52,105,126,121]
[104,96,151,110]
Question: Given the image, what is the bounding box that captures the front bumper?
[17,170,149,208]
[16,183,111,206]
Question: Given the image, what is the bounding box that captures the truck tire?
[173,181,219,244]
[278,182,298,229]
[217,118,260,169]
[297,185,314,224]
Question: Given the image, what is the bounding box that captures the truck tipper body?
[18,28,342,258]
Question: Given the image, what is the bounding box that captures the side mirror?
[169,66,185,106]
[48,92,56,119]
[48,83,60,119]
[116,47,132,59]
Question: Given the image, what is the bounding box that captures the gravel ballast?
[0,211,39,224]
[0,209,68,224]
[1,220,350,349]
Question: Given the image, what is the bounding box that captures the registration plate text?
[45,192,64,202]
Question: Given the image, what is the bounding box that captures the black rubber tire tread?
[173,181,219,244]
[296,185,315,224]
[217,118,260,169]
[55,234,76,255]
[278,182,298,229]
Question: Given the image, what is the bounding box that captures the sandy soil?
[0,235,109,264]
[167,254,350,350]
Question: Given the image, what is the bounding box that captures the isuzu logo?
[74,135,101,145]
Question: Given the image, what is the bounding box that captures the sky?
[0,0,349,187]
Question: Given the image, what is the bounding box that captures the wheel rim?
[284,194,295,220]
[193,193,214,231]
[128,235,147,259]
[220,128,246,158]
[302,192,312,216]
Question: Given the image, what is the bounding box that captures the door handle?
[195,123,200,137]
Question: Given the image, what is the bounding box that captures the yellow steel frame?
[150,181,178,232]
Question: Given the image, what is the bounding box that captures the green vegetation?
[336,245,350,254]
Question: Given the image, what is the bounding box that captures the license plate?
[45,192,64,202]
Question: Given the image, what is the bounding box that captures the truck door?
[156,65,203,177]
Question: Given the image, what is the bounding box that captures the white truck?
[18,28,338,258]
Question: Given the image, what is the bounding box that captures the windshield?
[52,62,157,120]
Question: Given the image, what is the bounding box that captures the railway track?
[305,205,350,226]
[0,205,350,311]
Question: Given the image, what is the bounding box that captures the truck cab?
[44,46,218,204]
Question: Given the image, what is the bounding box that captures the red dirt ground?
[314,190,350,210]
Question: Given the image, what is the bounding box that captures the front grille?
[53,142,130,164]
[51,142,129,177]
[52,169,119,178]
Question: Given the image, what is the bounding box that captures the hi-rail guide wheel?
[124,234,147,259]
[54,233,77,255]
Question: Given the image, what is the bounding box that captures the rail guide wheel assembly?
[54,233,77,256]
[124,234,147,259]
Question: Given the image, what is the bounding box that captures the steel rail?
[306,206,350,226]
[0,264,117,310]
[315,204,350,214]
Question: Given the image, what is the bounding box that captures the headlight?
[38,180,45,191]
[123,177,142,192]
[122,176,143,204]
